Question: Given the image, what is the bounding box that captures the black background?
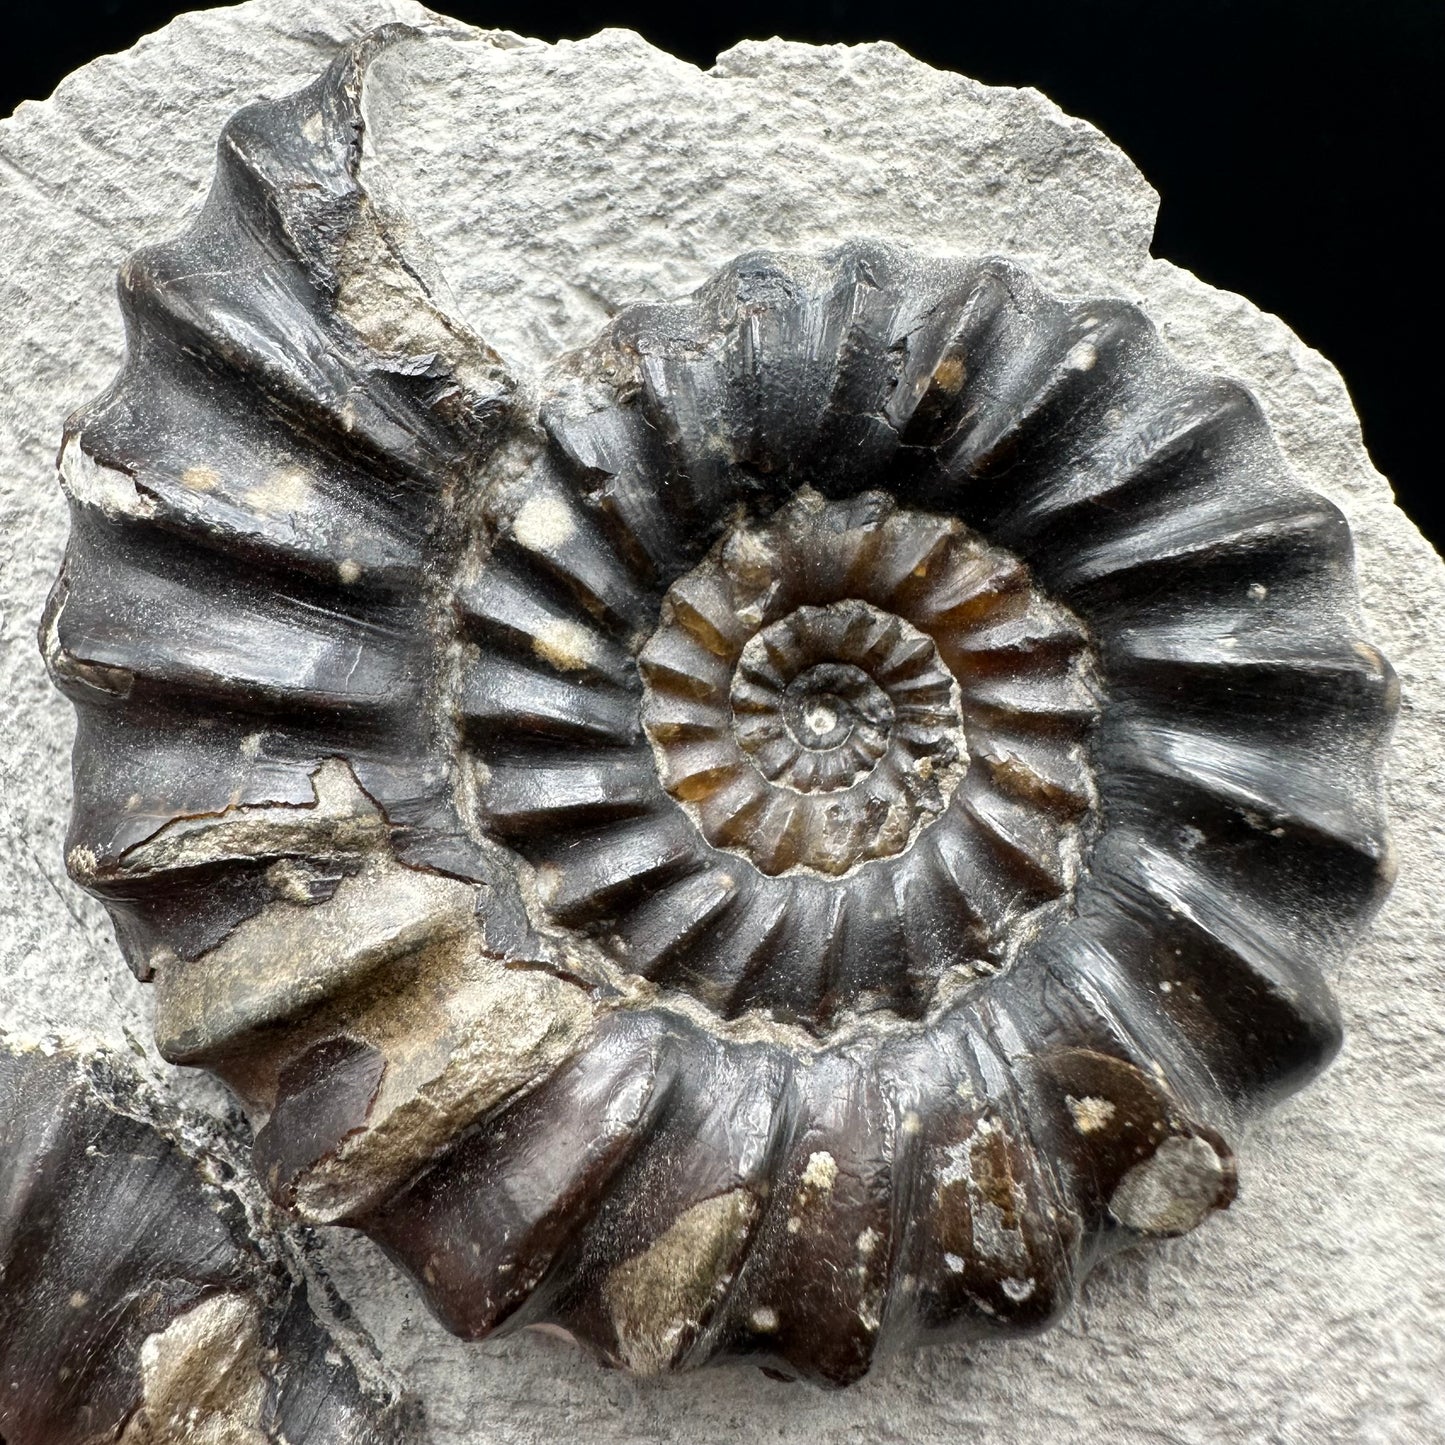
[6,1,1441,547]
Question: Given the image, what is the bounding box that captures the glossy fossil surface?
[43,26,1397,1386]
[0,1040,418,1442]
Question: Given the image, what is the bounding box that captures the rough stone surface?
[1,2,1442,1439]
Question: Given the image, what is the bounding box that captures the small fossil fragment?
[42,26,1397,1386]
[0,1039,419,1443]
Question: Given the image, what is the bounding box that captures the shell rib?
[0,1041,418,1441]
[43,29,1397,1385]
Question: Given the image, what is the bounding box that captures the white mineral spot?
[1065,340,1098,371]
[944,1252,966,1273]
[244,466,310,516]
[1110,1135,1229,1235]
[123,1292,267,1443]
[937,1139,970,1189]
[534,863,563,906]
[801,1150,838,1192]
[804,702,838,736]
[1248,581,1269,600]
[1066,1095,1116,1134]
[180,465,221,491]
[338,558,362,584]
[750,1306,778,1332]
[69,1291,88,1308]
[1001,1277,1036,1302]
[58,438,156,520]
[857,1227,880,1258]
[532,617,597,672]
[512,494,576,552]
[65,846,99,884]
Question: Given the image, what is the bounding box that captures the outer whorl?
[43,27,1397,1386]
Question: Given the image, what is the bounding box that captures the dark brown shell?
[42,29,1397,1386]
[0,1040,419,1441]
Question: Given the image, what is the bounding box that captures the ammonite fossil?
[0,1040,418,1442]
[42,27,1398,1386]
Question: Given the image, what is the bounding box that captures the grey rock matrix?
[2,2,1441,1441]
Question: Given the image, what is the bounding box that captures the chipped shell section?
[0,1043,418,1442]
[41,27,1392,1384]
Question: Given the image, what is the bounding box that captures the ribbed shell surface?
[43,28,1397,1385]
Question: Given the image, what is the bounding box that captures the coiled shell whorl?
[43,28,1398,1386]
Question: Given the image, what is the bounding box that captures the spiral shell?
[43,30,1397,1385]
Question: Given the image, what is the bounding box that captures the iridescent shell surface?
[43,27,1397,1385]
